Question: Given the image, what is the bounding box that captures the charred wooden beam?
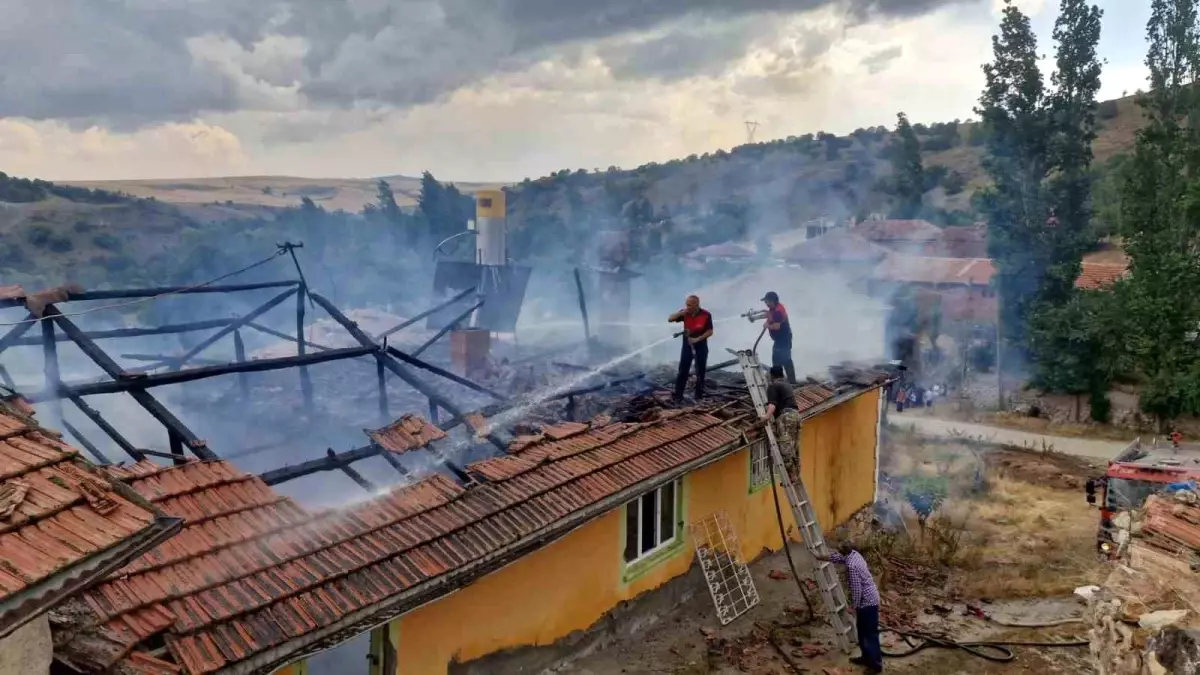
[308,293,489,439]
[331,449,376,491]
[31,345,378,399]
[295,284,314,413]
[246,321,328,350]
[7,319,235,347]
[573,268,591,346]
[0,314,36,356]
[385,346,506,401]
[68,395,144,462]
[0,365,13,390]
[61,418,110,465]
[44,305,217,461]
[41,319,64,430]
[168,431,186,465]
[375,286,477,341]
[410,300,484,358]
[121,354,225,366]
[377,447,410,476]
[376,359,388,420]
[260,445,385,486]
[0,280,300,308]
[151,288,298,370]
[233,330,250,400]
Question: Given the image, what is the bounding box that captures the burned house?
[0,241,892,674]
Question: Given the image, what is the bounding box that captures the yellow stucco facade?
[298,388,882,675]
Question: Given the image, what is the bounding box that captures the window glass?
[659,482,675,544]
[624,499,639,562]
[640,492,656,552]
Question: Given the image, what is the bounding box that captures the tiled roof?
[366,415,447,455]
[925,225,988,258]
[55,460,309,673]
[0,403,179,639]
[0,285,25,300]
[778,230,889,264]
[852,219,942,242]
[1076,262,1128,290]
[871,255,996,286]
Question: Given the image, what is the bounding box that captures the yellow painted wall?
[474,189,505,219]
[297,389,880,675]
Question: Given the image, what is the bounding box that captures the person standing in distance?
[761,291,795,384]
[668,295,713,402]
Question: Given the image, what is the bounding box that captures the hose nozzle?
[743,309,768,323]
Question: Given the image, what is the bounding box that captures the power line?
[0,249,288,327]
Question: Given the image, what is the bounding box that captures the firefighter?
[668,295,713,401]
[761,291,796,384]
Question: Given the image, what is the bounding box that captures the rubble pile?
[1089,489,1200,674]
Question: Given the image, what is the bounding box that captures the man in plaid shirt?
[815,541,883,673]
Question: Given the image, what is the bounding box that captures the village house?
[851,218,943,255]
[40,368,890,675]
[778,229,890,281]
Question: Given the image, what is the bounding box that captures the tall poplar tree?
[890,112,925,219]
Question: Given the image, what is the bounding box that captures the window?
[749,439,772,490]
[623,480,680,563]
[479,197,493,208]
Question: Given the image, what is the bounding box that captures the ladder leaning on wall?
[727,348,858,652]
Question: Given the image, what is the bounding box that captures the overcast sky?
[0,0,1150,183]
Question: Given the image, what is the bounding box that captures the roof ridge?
[152,418,736,638]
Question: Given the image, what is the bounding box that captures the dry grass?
[875,434,1105,600]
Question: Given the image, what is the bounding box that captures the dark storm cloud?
[861,45,904,73]
[0,0,979,127]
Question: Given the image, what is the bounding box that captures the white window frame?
[749,439,772,490]
[624,479,681,564]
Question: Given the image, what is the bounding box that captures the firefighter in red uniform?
[669,295,714,401]
[761,291,796,384]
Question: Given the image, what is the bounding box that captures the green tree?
[976,0,1051,357]
[890,112,925,218]
[1041,0,1104,308]
[1120,0,1200,421]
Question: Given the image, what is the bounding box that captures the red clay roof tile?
[367,415,448,455]
[1076,262,1128,290]
[0,403,174,639]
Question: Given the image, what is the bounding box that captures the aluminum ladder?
[728,348,858,651]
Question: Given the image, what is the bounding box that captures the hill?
[0,93,1144,294]
[501,93,1143,266]
[60,174,505,213]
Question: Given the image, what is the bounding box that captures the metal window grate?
[690,510,760,626]
[749,439,771,489]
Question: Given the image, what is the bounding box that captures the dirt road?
[890,412,1128,460]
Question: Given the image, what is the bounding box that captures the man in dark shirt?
[761,365,801,482]
[668,295,714,401]
[761,292,796,384]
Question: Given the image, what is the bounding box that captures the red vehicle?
[1088,436,1200,556]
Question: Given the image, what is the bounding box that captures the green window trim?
[619,477,688,584]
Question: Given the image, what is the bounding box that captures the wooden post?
[168,430,186,465]
[573,268,592,351]
[377,358,389,420]
[41,319,64,430]
[233,330,250,400]
[296,283,314,414]
[61,419,110,465]
[69,395,143,462]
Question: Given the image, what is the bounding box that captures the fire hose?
[879,628,1089,661]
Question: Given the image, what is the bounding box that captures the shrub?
[943,170,967,195]
[1097,99,1119,120]
[92,232,122,251]
[48,235,73,253]
[26,225,52,247]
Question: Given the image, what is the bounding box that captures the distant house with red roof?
[851,218,943,254]
[778,229,890,279]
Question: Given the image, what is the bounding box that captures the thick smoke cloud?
[2,0,978,128]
